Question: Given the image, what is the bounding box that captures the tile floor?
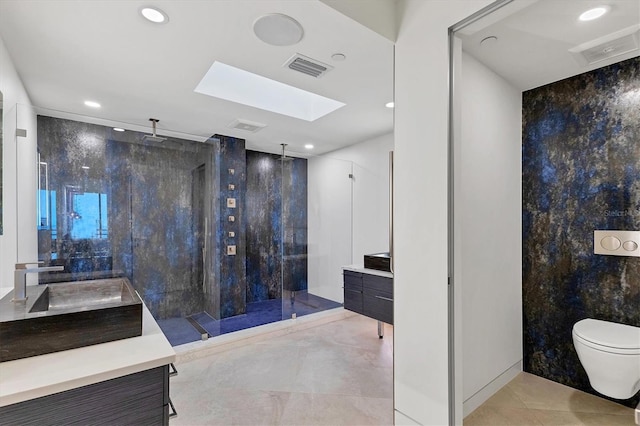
[170,314,636,426]
[159,293,343,346]
[170,314,394,425]
[465,372,637,426]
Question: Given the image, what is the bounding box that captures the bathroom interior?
[0,1,395,349]
[453,0,639,423]
[33,115,349,345]
[0,0,639,424]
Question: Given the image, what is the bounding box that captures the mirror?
[0,90,3,235]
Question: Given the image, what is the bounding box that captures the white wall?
[0,36,36,290]
[458,52,522,416]
[307,132,393,302]
[319,0,397,42]
[393,1,493,424]
[307,155,353,302]
[334,132,393,261]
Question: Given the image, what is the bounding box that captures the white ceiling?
[3,0,637,157]
[459,0,640,91]
[0,0,394,157]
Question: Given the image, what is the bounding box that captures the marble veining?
[213,134,247,319]
[37,117,310,327]
[522,56,640,408]
[245,151,308,303]
[37,116,214,320]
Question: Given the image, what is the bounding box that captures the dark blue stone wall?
[213,135,247,319]
[245,151,308,303]
[37,116,215,319]
[522,56,640,407]
[37,117,308,323]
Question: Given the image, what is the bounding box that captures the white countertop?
[342,264,393,279]
[0,288,175,407]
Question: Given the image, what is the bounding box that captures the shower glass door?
[281,151,352,320]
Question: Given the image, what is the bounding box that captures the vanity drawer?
[363,292,393,325]
[344,288,363,314]
[362,274,392,294]
[343,271,362,289]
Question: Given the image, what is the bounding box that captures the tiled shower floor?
[157,293,342,346]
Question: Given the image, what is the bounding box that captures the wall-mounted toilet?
[572,318,640,400]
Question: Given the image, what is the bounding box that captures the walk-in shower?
[35,112,344,346]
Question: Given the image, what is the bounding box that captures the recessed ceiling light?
[305,144,314,149]
[81,166,90,170]
[579,6,610,21]
[253,14,303,46]
[194,61,345,121]
[331,53,346,61]
[385,102,395,108]
[113,127,125,132]
[84,100,101,108]
[141,6,169,24]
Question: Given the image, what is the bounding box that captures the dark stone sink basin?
[29,279,138,313]
[0,278,142,362]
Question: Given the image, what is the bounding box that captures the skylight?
[194,62,345,122]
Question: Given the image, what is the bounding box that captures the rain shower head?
[280,143,295,162]
[142,118,167,143]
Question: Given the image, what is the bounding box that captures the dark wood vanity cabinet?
[343,270,393,324]
[0,365,171,425]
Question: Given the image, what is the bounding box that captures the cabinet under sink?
[343,268,393,325]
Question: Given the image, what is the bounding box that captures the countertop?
[342,264,393,279]
[0,286,175,407]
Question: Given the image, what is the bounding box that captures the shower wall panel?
[245,151,308,303]
[283,154,308,295]
[522,57,640,407]
[214,135,247,318]
[37,116,215,320]
[245,151,282,302]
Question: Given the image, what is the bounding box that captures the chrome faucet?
[13,262,64,303]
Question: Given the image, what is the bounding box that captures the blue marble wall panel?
[282,155,308,294]
[245,151,308,303]
[37,116,215,320]
[37,118,307,322]
[213,135,247,318]
[245,151,282,302]
[522,57,640,407]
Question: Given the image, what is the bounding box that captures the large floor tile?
[171,389,291,426]
[170,314,394,425]
[465,372,637,426]
[464,405,544,426]
[279,392,393,426]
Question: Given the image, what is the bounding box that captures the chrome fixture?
[141,118,167,143]
[13,262,64,303]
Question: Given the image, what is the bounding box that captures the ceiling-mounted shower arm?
[141,118,167,143]
[149,118,160,137]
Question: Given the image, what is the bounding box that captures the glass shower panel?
[283,154,352,319]
[35,112,216,327]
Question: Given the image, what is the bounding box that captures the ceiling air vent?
[569,25,639,67]
[283,53,333,78]
[228,118,267,133]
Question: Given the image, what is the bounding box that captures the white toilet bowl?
[572,318,640,400]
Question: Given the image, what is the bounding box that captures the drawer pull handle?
[169,397,178,419]
[169,363,178,377]
[375,295,393,302]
